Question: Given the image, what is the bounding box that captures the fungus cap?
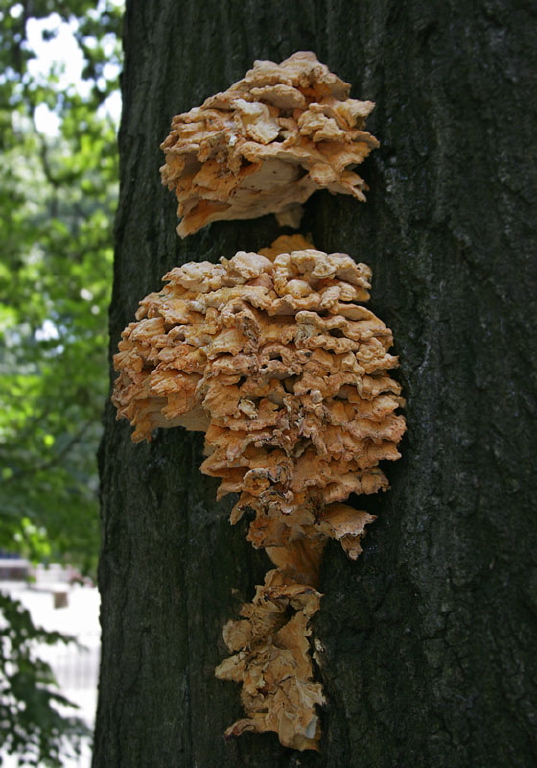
[160,52,379,237]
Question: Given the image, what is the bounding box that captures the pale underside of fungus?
[160,52,379,237]
[112,235,406,750]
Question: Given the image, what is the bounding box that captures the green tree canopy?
[0,0,122,573]
[0,2,123,764]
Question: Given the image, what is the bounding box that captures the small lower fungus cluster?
[113,235,406,750]
[160,52,379,237]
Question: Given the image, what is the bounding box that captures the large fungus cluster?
[160,51,379,237]
[113,235,405,750]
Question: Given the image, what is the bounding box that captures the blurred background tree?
[0,1,123,764]
[0,0,122,574]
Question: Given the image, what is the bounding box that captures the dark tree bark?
[93,1,537,766]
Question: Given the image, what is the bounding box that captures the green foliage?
[0,591,90,767]
[0,0,123,574]
[0,1,123,763]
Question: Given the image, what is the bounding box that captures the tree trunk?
[93,1,537,766]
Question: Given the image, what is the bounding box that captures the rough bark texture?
[94,1,537,766]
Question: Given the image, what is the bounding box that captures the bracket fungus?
[113,235,406,750]
[160,52,379,237]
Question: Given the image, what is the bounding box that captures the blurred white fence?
[0,564,101,767]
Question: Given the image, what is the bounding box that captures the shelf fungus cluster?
[160,51,379,237]
[112,235,406,750]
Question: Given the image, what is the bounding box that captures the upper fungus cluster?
[113,236,405,562]
[160,52,379,237]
